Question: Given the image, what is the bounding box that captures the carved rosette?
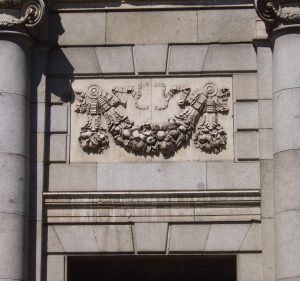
[74,82,230,158]
[0,0,45,30]
[255,0,300,29]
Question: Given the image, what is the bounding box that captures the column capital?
[255,0,300,31]
[0,0,45,32]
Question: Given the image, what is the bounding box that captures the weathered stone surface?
[274,89,300,153]
[260,160,274,218]
[106,11,197,44]
[207,162,260,189]
[233,73,258,101]
[135,223,168,252]
[259,100,272,129]
[205,224,249,251]
[169,224,210,252]
[97,162,206,191]
[46,255,64,281]
[197,9,256,43]
[203,44,257,72]
[237,254,263,281]
[236,131,259,160]
[168,45,208,73]
[54,225,99,252]
[48,164,97,191]
[135,44,168,74]
[49,134,67,162]
[275,211,300,280]
[92,225,134,252]
[239,223,262,251]
[96,46,135,74]
[48,47,101,75]
[50,105,68,133]
[235,102,259,130]
[259,129,273,160]
[49,12,106,45]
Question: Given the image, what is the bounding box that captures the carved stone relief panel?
[70,77,233,162]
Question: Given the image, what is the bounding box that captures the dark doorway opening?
[68,255,236,281]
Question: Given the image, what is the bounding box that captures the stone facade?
[0,0,299,281]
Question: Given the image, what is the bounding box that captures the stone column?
[0,1,45,280]
[255,1,300,281]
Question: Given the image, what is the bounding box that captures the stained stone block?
[259,100,272,128]
[257,46,272,99]
[92,225,134,252]
[106,11,197,44]
[205,224,249,251]
[49,134,67,162]
[135,44,168,74]
[169,224,210,252]
[50,105,68,133]
[95,46,134,74]
[47,78,72,104]
[49,12,106,45]
[168,45,208,73]
[233,74,258,101]
[48,47,101,75]
[259,129,273,160]
[197,9,256,43]
[97,162,206,191]
[207,162,260,189]
[48,164,97,191]
[237,254,263,281]
[260,160,274,218]
[202,44,257,72]
[236,131,259,160]
[273,88,300,153]
[46,255,64,281]
[135,223,168,252]
[54,225,99,252]
[235,102,259,130]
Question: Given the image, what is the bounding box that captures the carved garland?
[74,82,230,157]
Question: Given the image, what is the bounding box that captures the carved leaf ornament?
[74,82,230,157]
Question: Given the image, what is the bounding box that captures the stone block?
[31,133,45,162]
[0,154,29,216]
[54,225,99,252]
[205,224,249,251]
[169,224,210,252]
[0,93,29,157]
[95,46,134,74]
[97,162,206,191]
[47,78,72,104]
[259,100,272,128]
[47,225,65,253]
[49,12,106,45]
[259,129,273,160]
[48,163,97,191]
[168,45,208,73]
[237,253,263,281]
[92,225,134,252]
[31,102,46,133]
[274,88,300,153]
[0,213,26,280]
[135,223,168,252]
[30,162,44,220]
[235,102,259,130]
[49,134,67,162]
[275,210,300,280]
[233,73,258,101]
[50,105,68,133]
[106,11,197,44]
[135,44,168,74]
[48,47,101,75]
[236,131,259,160]
[203,44,257,72]
[260,160,274,218]
[274,150,300,214]
[197,9,256,43]
[239,223,262,251]
[46,255,64,281]
[257,46,273,99]
[207,162,260,189]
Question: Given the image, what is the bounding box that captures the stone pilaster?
[0,1,45,280]
[255,1,300,280]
